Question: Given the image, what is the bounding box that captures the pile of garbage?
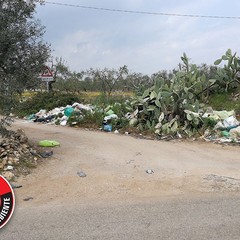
[202,110,240,143]
[0,129,39,180]
[125,104,240,143]
[24,101,128,132]
[102,107,119,132]
[23,99,240,143]
[25,102,93,126]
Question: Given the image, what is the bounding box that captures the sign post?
[40,66,54,92]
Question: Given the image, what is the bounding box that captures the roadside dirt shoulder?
[11,120,240,207]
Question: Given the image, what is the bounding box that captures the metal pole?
[46,81,49,92]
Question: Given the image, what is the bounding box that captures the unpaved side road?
[1,120,240,239]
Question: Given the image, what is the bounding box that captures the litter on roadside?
[25,102,94,126]
[77,171,87,177]
[146,169,154,174]
[38,140,60,147]
[39,150,53,158]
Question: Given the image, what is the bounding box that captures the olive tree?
[0,0,50,110]
[89,65,129,96]
[0,0,50,134]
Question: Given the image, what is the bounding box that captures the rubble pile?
[0,129,39,180]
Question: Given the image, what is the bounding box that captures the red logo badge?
[0,176,15,229]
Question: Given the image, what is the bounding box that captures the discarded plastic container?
[103,124,112,132]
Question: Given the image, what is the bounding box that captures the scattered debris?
[103,124,112,132]
[146,169,154,174]
[23,197,34,201]
[77,171,87,177]
[201,111,240,144]
[229,126,240,140]
[38,140,60,147]
[25,102,94,126]
[23,96,240,145]
[39,151,53,158]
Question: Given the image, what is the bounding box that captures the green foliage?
[214,49,240,91]
[68,110,103,127]
[15,92,83,117]
[131,53,207,136]
[0,0,50,135]
[0,116,13,137]
[7,48,240,138]
[92,93,132,110]
[88,66,129,96]
[130,50,240,137]
[65,92,132,130]
[208,90,240,115]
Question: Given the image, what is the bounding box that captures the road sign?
[41,66,54,82]
[41,76,54,82]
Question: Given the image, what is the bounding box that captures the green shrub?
[68,110,104,128]
[15,92,83,117]
[208,90,240,115]
[92,93,130,106]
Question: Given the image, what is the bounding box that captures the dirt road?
[9,119,240,207]
[1,120,240,240]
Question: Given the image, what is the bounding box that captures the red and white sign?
[41,66,54,82]
[0,176,15,229]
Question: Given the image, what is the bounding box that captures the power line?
[44,1,240,20]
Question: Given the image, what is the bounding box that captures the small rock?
[2,171,14,180]
[0,151,7,157]
[2,158,7,166]
[7,160,13,165]
[0,163,4,169]
[12,158,19,164]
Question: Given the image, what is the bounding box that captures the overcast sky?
[35,0,240,75]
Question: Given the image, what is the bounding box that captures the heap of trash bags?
[25,102,240,143]
[25,102,93,126]
[201,109,240,143]
[25,102,120,131]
